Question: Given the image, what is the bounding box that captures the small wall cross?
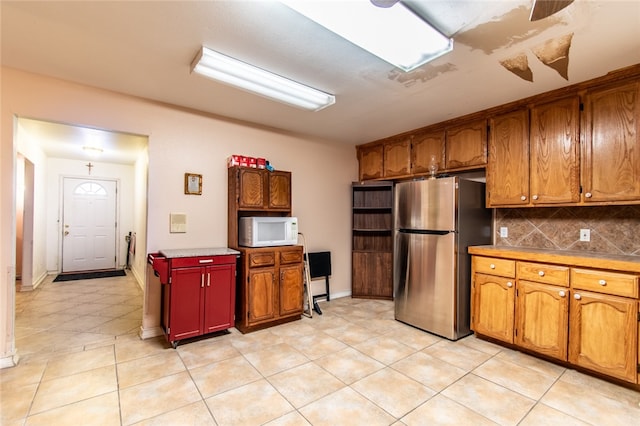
[86,162,94,175]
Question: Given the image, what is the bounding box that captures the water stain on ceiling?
[388,63,457,87]
[532,33,573,80]
[455,6,563,54]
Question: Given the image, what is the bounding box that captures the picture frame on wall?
[184,173,202,195]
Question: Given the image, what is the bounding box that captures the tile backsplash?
[494,205,640,256]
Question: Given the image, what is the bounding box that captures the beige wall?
[0,67,357,366]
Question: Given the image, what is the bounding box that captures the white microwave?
[239,216,298,247]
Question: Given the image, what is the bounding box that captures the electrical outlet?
[500,227,508,238]
[579,228,590,242]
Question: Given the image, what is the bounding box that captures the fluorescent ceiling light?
[281,0,453,72]
[191,47,335,111]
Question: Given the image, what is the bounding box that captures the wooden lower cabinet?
[471,272,515,343]
[515,280,569,361]
[569,290,638,383]
[236,245,304,333]
[352,252,392,299]
[470,249,640,385]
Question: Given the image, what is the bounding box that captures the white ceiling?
[2,0,640,161]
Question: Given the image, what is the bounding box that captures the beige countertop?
[468,245,640,273]
[159,247,240,258]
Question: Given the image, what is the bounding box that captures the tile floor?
[2,272,640,425]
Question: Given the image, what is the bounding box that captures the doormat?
[53,269,126,282]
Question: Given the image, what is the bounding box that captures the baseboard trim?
[139,326,164,340]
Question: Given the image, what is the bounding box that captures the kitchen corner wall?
[494,205,640,256]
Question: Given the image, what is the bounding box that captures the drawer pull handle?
[532,195,539,200]
[598,279,606,286]
[520,195,527,201]
[574,293,581,300]
[507,281,513,288]
[490,264,496,269]
[558,290,566,297]
[538,271,545,277]
[199,259,214,264]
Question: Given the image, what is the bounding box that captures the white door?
[62,178,117,272]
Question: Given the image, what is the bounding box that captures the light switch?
[170,213,187,233]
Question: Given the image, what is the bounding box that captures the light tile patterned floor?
[2,272,640,425]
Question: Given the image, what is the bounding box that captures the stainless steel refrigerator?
[393,176,492,340]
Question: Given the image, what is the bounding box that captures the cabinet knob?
[574,293,581,300]
[490,263,496,269]
[585,192,592,198]
[559,290,566,297]
[532,195,539,200]
[598,279,606,286]
[520,195,527,201]
[538,270,545,277]
[507,281,513,288]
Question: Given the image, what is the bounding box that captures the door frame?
[58,175,121,272]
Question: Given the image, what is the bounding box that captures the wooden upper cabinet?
[487,109,530,206]
[583,80,640,203]
[233,167,291,211]
[445,119,488,170]
[529,96,580,204]
[357,144,384,181]
[411,129,445,175]
[237,168,267,209]
[383,136,411,178]
[268,171,291,210]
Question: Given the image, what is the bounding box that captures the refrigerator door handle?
[398,229,451,235]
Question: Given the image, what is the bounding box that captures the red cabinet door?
[169,266,204,341]
[203,264,236,333]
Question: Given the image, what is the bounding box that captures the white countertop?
[159,247,240,258]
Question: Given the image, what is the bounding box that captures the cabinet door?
[487,109,530,206]
[583,80,640,203]
[203,264,235,333]
[352,252,393,299]
[411,129,445,175]
[269,171,291,210]
[383,136,411,178]
[238,168,267,209]
[279,263,303,316]
[569,290,638,383]
[472,273,515,343]
[445,119,487,170]
[247,268,277,324]
[169,267,204,341]
[515,280,569,361]
[358,144,384,181]
[530,96,580,204]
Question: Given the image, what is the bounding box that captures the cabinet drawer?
[280,247,303,264]
[571,268,639,298]
[170,255,236,268]
[517,262,569,287]
[473,257,515,278]
[248,251,276,268]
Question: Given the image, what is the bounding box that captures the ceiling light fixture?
[281,0,453,72]
[191,47,336,111]
[82,145,103,157]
